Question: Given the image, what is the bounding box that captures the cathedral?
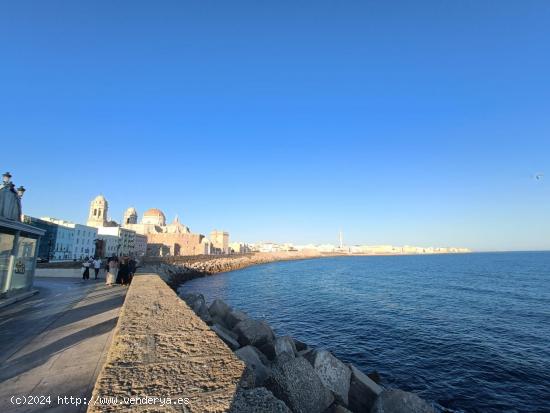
[122,207,211,256]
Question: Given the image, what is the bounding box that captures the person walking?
[82,259,91,280]
[128,257,136,284]
[106,255,119,286]
[118,258,130,286]
[92,257,102,279]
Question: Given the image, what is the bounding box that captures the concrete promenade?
[0,277,127,413]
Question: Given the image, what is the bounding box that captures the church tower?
[87,195,108,228]
[123,207,138,225]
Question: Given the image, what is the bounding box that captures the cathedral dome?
[142,208,166,226]
[93,194,107,204]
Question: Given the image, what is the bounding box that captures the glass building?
[0,217,45,299]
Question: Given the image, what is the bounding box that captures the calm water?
[179,252,550,413]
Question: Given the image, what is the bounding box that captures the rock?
[258,341,276,360]
[304,350,351,406]
[294,338,308,352]
[196,301,212,324]
[229,387,291,413]
[211,324,240,350]
[323,402,354,413]
[209,298,231,319]
[226,309,250,329]
[274,336,297,358]
[211,314,229,329]
[370,389,435,413]
[235,346,271,386]
[348,364,383,413]
[234,318,275,347]
[265,354,334,413]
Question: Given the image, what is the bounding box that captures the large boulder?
[274,336,297,358]
[370,389,435,413]
[209,298,231,319]
[226,309,250,329]
[229,387,291,413]
[235,346,271,386]
[234,318,275,347]
[304,350,351,406]
[265,354,334,413]
[348,364,383,413]
[211,323,240,350]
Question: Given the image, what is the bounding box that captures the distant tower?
[87,195,108,227]
[339,229,344,249]
[123,207,138,225]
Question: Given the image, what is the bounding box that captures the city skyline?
[2,1,550,251]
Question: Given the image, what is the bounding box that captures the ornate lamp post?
[0,172,25,222]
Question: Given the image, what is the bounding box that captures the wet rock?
[265,354,334,413]
[209,298,231,319]
[229,387,291,413]
[234,318,275,347]
[235,346,271,386]
[212,323,240,350]
[304,350,351,405]
[226,309,249,329]
[370,389,435,413]
[274,336,297,358]
[348,364,383,413]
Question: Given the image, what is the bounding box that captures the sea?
[178,252,550,413]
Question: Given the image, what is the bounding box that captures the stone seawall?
[87,274,248,413]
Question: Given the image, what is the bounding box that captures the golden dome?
[143,208,165,217]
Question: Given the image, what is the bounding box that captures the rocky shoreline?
[177,291,436,413]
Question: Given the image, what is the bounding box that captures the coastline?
[141,250,473,289]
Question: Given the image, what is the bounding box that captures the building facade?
[40,217,98,260]
[210,230,229,254]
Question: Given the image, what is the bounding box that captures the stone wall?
[87,274,247,413]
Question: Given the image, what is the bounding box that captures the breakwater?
[178,291,436,413]
[141,251,329,288]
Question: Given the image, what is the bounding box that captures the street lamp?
[16,186,26,198]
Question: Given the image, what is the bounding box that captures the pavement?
[0,276,127,412]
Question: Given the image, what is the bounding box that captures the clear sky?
[1,1,549,251]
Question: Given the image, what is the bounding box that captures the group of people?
[82,255,137,286]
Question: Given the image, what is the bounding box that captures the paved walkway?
[0,277,127,412]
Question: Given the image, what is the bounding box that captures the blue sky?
[1,1,549,251]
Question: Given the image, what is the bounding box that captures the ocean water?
[179,252,550,413]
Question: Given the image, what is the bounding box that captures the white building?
[41,217,97,260]
[134,233,147,257]
[98,234,119,258]
[97,226,136,257]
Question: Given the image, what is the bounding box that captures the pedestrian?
[118,257,130,285]
[82,259,91,280]
[106,255,118,286]
[93,257,102,279]
[128,257,136,284]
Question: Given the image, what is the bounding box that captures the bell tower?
[123,207,138,225]
[87,195,108,227]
